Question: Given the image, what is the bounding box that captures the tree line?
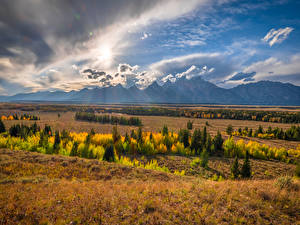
[1,113,40,121]
[99,107,300,124]
[229,125,300,141]
[75,112,142,126]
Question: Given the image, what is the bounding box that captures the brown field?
[1,103,300,224]
[0,149,299,224]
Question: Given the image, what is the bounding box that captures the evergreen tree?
[90,128,95,136]
[81,144,89,158]
[124,132,130,143]
[44,124,52,136]
[103,144,115,162]
[205,134,212,154]
[212,131,223,154]
[162,125,168,136]
[231,156,240,179]
[241,150,251,178]
[201,126,207,146]
[0,120,5,133]
[200,149,209,168]
[149,132,153,140]
[137,127,143,144]
[70,142,79,157]
[248,128,253,137]
[112,126,121,143]
[187,120,193,130]
[226,124,233,136]
[53,131,61,154]
[179,129,190,148]
[130,129,137,139]
[191,129,202,154]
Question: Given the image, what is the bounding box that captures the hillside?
[1,78,300,105]
[0,149,299,224]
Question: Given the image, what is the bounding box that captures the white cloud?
[140,32,151,40]
[149,52,236,82]
[262,27,294,47]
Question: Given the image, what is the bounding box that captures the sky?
[0,0,300,95]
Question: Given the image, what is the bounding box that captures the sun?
[97,45,112,63]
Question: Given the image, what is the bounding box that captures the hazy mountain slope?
[1,78,299,105]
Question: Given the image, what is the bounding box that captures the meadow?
[0,103,300,224]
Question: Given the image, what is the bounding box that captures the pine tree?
[125,132,130,143]
[162,125,168,136]
[70,142,79,157]
[0,120,6,133]
[231,156,240,179]
[179,129,190,148]
[137,127,143,144]
[112,126,120,143]
[191,129,201,154]
[212,131,223,154]
[200,149,209,168]
[53,131,61,154]
[103,144,115,162]
[226,124,233,136]
[187,120,193,130]
[90,128,95,136]
[241,150,251,178]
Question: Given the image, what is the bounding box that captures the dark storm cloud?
[0,0,161,68]
[83,69,106,79]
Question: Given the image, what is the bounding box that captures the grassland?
[1,103,300,224]
[1,149,299,224]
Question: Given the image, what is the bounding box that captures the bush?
[190,157,201,167]
[275,176,293,190]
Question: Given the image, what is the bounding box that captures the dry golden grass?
[0,149,299,224]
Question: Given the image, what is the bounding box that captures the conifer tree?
[162,125,168,136]
[226,124,233,136]
[200,149,209,168]
[191,129,201,154]
[137,127,143,144]
[53,131,61,154]
[187,120,193,130]
[103,144,115,162]
[231,156,240,179]
[125,132,130,143]
[0,120,6,133]
[70,141,79,157]
[241,150,251,178]
[112,126,120,143]
[212,131,223,154]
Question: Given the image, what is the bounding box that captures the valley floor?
[0,149,299,224]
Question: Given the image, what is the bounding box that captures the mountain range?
[1,77,300,105]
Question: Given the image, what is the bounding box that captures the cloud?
[0,0,208,95]
[227,71,256,81]
[118,64,139,73]
[224,54,300,86]
[140,32,151,40]
[262,27,294,47]
[150,52,236,82]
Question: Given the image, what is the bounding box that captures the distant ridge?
[1,77,300,105]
